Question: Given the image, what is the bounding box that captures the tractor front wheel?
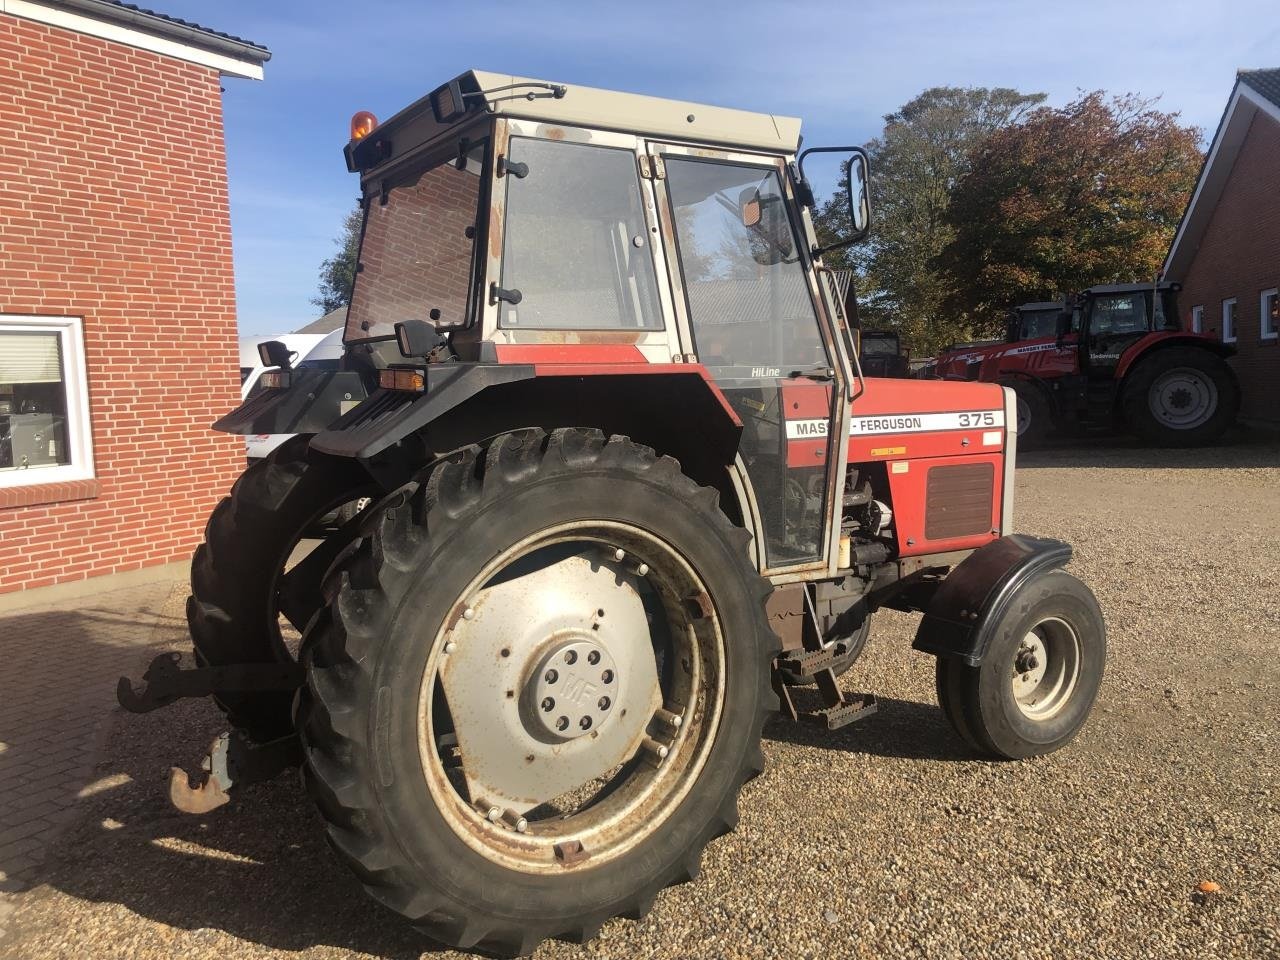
[1122,347,1239,446]
[935,570,1104,759]
[1003,379,1050,447]
[296,429,776,955]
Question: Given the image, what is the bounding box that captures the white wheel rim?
[416,520,726,874]
[1010,616,1081,721]
[1148,367,1217,430]
[1016,395,1032,435]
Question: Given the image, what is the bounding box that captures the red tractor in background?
[932,281,1239,445]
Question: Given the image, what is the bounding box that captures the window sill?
[0,478,101,509]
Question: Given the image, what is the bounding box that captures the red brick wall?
[1178,112,1280,423]
[0,13,244,594]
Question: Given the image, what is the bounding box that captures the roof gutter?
[53,0,270,64]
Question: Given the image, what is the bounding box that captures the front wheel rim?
[1016,395,1033,435]
[1148,367,1217,430]
[1010,616,1081,720]
[417,520,726,875]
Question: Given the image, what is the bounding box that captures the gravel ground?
[3,435,1278,960]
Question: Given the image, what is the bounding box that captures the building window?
[0,315,94,488]
[1190,305,1203,334]
[1262,289,1279,341]
[1221,298,1237,343]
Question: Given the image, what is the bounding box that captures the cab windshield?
[344,137,488,343]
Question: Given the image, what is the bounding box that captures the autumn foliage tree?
[937,93,1202,335]
[815,86,1045,354]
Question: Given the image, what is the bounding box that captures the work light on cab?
[349,110,377,141]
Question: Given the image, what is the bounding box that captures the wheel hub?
[1149,367,1217,429]
[434,547,661,815]
[1009,618,1081,721]
[528,638,619,740]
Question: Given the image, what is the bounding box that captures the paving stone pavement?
[0,578,185,910]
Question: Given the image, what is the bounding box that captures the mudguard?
[213,368,369,436]
[912,534,1072,666]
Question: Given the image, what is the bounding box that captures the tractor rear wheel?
[1122,347,1239,446]
[296,429,776,955]
[935,570,1104,759]
[188,435,373,741]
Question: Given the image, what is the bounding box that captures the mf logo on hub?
[561,673,599,706]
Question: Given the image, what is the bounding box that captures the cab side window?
[499,138,662,330]
[1091,294,1147,336]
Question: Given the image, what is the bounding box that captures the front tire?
[297,429,776,954]
[1003,378,1051,447]
[1122,347,1239,446]
[935,570,1104,759]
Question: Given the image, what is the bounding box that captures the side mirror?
[846,151,870,238]
[798,144,872,255]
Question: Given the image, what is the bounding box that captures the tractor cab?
[1067,281,1183,381]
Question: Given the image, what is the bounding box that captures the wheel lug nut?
[587,650,600,665]
[545,669,558,684]
[598,696,611,710]
[541,697,555,712]
[564,650,577,665]
[556,716,569,731]
[601,669,614,684]
[614,548,626,561]
[579,716,592,730]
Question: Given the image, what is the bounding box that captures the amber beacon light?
[350,110,378,141]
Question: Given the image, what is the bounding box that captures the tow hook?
[169,730,302,814]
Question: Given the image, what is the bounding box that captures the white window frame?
[0,314,95,488]
[1221,298,1237,344]
[1190,305,1203,334]
[1261,288,1278,341]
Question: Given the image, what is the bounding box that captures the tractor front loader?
[119,71,1106,956]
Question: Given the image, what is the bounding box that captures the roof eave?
[56,0,270,63]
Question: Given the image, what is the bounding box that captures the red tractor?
[932,282,1239,445]
[119,71,1106,955]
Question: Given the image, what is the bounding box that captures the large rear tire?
[188,435,372,741]
[296,429,776,955]
[935,570,1104,759]
[1121,347,1239,446]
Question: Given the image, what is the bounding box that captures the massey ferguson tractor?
[932,282,1239,445]
[119,71,1106,955]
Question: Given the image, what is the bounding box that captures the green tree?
[938,93,1202,333]
[815,86,1046,355]
[311,206,363,313]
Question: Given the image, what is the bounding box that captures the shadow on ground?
[763,691,972,762]
[1015,428,1280,469]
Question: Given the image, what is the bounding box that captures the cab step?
[773,658,879,731]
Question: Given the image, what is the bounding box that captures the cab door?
[647,143,848,578]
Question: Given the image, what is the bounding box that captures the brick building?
[1165,69,1280,424]
[0,1,269,595]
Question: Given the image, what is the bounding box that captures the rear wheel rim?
[1148,367,1217,430]
[417,520,726,874]
[1016,395,1033,435]
[1010,616,1081,721]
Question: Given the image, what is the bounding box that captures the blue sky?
[157,0,1277,336]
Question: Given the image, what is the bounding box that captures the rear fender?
[309,363,746,519]
[1115,333,1236,380]
[912,534,1073,666]
[212,368,368,436]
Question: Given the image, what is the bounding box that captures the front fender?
[912,534,1072,665]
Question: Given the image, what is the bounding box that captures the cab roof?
[347,70,803,176]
